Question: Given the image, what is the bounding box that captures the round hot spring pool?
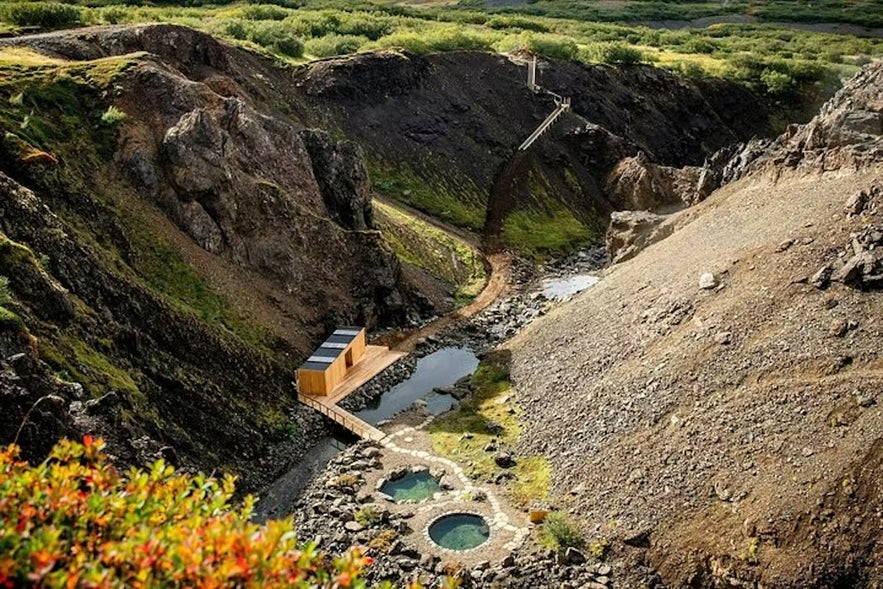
[380,470,440,502]
[428,513,490,551]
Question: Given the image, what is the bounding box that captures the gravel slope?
[507,62,883,587]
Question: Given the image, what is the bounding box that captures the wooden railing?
[299,394,386,442]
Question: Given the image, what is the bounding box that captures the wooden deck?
[298,345,406,441]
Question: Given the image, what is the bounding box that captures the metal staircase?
[517,55,572,152]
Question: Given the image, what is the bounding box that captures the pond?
[356,347,479,425]
[541,273,599,301]
[428,513,490,551]
[380,470,440,502]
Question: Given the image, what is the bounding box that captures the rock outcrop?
[605,210,675,263]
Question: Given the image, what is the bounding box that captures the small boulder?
[698,272,718,290]
[564,546,586,565]
[494,452,516,468]
[810,264,834,289]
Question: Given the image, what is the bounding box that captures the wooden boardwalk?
[298,345,406,441]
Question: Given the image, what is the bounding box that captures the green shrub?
[305,34,368,58]
[100,105,127,126]
[486,15,550,32]
[96,6,129,25]
[0,2,82,28]
[274,32,304,57]
[496,32,578,60]
[354,506,381,527]
[0,438,374,587]
[238,4,289,21]
[584,42,645,65]
[378,27,496,54]
[540,511,583,551]
[760,68,796,95]
[668,60,707,79]
[221,18,250,40]
[248,22,304,57]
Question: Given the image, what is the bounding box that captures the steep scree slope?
[508,61,883,587]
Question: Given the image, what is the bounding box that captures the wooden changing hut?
[296,327,367,396]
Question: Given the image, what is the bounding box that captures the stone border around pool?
[424,511,493,554]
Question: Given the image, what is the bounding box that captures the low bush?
[248,21,304,57]
[583,42,645,65]
[540,511,583,551]
[238,3,289,21]
[496,31,578,60]
[100,105,127,126]
[0,437,375,587]
[0,2,82,28]
[377,27,496,54]
[305,34,368,58]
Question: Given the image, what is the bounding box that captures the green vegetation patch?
[374,199,486,303]
[370,162,486,231]
[39,334,142,401]
[429,355,551,507]
[502,206,592,257]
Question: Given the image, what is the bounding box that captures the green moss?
[369,162,486,231]
[374,199,486,303]
[40,335,141,401]
[429,359,551,507]
[502,206,592,257]
[0,305,23,328]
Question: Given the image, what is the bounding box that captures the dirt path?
[389,252,511,352]
[371,195,514,352]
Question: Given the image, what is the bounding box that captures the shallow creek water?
[253,347,478,520]
[540,273,599,300]
[356,346,479,425]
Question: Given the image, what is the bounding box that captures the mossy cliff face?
[0,25,427,487]
[292,49,779,255]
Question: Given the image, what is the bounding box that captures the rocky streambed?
[253,246,612,585]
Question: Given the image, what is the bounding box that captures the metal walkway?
[518,96,571,151]
[517,54,572,152]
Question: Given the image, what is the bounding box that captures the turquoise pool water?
[380,471,440,502]
[428,513,490,551]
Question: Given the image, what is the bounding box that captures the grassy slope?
[373,199,487,304]
[429,356,552,507]
[0,51,297,472]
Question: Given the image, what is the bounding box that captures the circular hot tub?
[428,513,490,551]
[380,470,440,503]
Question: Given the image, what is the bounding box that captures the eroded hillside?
[508,61,883,586]
[293,49,781,254]
[0,25,428,487]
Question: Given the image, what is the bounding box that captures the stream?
[355,346,479,424]
[252,262,602,522]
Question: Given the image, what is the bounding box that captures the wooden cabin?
[296,327,367,396]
